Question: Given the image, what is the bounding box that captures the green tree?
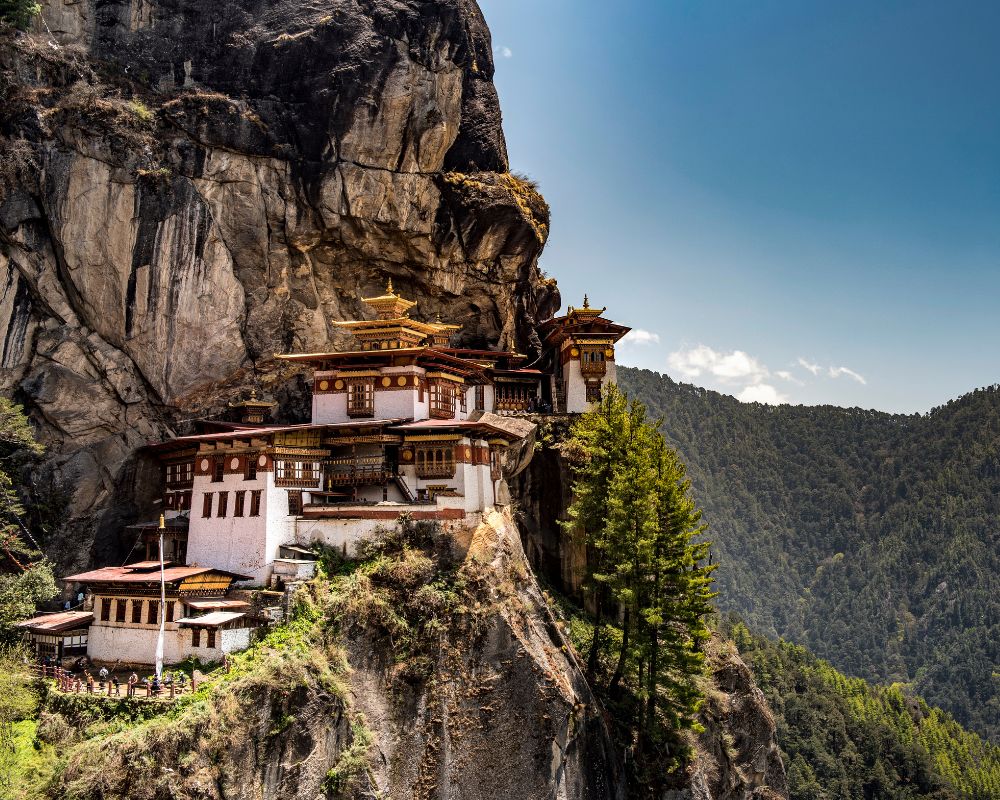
[564,385,716,752]
[0,0,41,30]
[0,398,55,643]
[641,439,716,737]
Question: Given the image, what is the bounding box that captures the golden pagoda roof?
[361,278,417,319]
[566,294,606,320]
[227,389,276,410]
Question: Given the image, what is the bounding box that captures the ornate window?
[347,380,375,417]
[212,458,225,483]
[147,600,159,625]
[234,490,246,517]
[579,348,609,378]
[166,462,193,487]
[207,629,217,648]
[202,492,214,518]
[586,384,602,403]
[429,381,456,419]
[475,385,485,411]
[116,599,127,622]
[191,628,201,647]
[245,459,257,481]
[131,600,142,624]
[415,446,456,478]
[100,598,111,622]
[217,492,229,518]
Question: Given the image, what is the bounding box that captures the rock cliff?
[50,510,625,800]
[0,0,557,572]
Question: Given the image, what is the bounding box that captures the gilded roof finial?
[435,311,443,323]
[583,294,590,309]
[386,277,394,295]
[249,388,258,400]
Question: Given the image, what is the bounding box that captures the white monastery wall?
[218,627,251,655]
[563,359,590,414]
[88,623,185,665]
[263,474,299,584]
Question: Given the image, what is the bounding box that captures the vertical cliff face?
[0,0,558,571]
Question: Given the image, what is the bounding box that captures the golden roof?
[361,278,417,320]
[566,294,606,319]
[228,389,276,409]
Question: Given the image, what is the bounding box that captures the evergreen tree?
[564,385,716,751]
[0,0,41,30]
[0,398,55,642]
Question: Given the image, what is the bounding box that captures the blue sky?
[477,0,1000,413]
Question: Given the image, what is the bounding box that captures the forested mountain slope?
[725,620,1000,800]
[618,368,1000,741]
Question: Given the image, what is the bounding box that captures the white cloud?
[797,357,822,376]
[501,46,513,58]
[667,344,768,384]
[775,370,805,386]
[619,328,661,348]
[737,384,789,405]
[829,366,867,385]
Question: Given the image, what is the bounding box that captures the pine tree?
[0,398,55,642]
[564,385,716,750]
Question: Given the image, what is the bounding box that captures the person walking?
[127,672,138,698]
[111,675,121,696]
[85,672,94,694]
[98,666,109,693]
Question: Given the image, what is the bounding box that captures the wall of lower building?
[187,470,300,585]
[87,623,249,666]
[88,623,186,665]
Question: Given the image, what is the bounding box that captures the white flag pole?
[155,514,166,680]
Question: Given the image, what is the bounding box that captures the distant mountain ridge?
[618,367,1000,742]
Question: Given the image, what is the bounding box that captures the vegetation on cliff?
[0,1,39,31]
[619,367,1000,742]
[0,399,55,643]
[726,620,1000,800]
[561,386,717,790]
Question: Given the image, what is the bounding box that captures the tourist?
[98,666,109,692]
[85,672,94,694]
[111,675,121,696]
[127,672,138,698]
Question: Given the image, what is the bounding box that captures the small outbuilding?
[17,611,93,662]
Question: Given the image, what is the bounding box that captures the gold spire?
[386,277,394,295]
[583,294,590,309]
[158,513,165,530]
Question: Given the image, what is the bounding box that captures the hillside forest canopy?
[618,367,1000,743]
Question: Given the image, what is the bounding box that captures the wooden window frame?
[217,491,229,518]
[131,599,143,624]
[116,599,127,623]
[100,598,111,622]
[244,459,257,481]
[191,628,201,647]
[207,629,217,649]
[147,600,159,626]
[202,492,213,519]
[211,458,225,483]
[166,601,174,623]
[429,381,456,419]
[474,385,485,412]
[249,490,262,517]
[234,490,246,517]
[347,380,375,418]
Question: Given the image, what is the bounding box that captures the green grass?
[3,719,60,800]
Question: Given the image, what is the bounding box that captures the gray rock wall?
[0,0,558,572]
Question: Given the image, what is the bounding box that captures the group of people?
[40,658,191,699]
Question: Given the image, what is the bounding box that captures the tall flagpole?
[155,513,166,680]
